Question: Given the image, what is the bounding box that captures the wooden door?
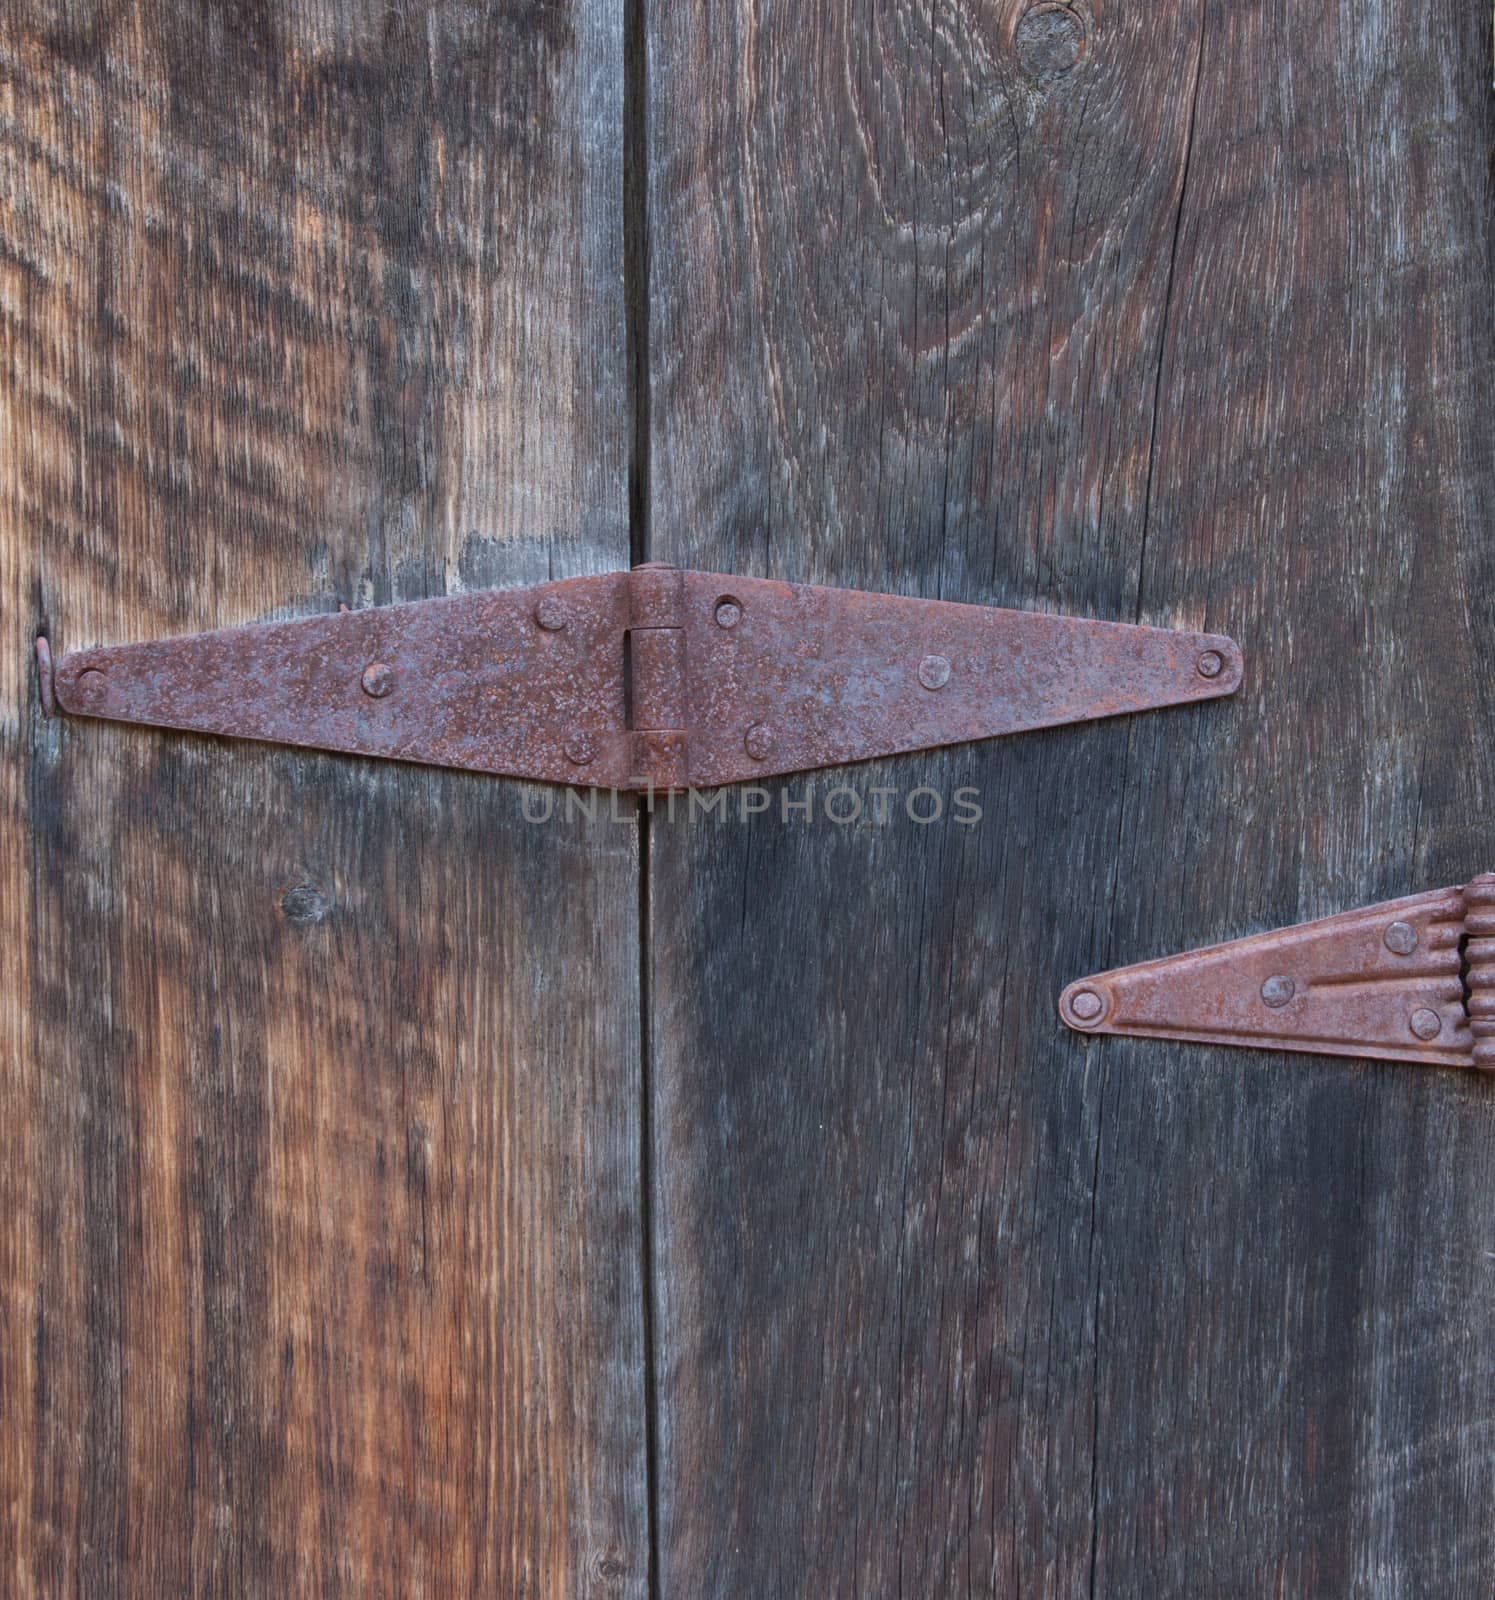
[4,2,1494,1597]
[2,5,646,1596]
[643,1,1495,1595]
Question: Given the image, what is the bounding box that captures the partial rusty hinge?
[36,562,1241,791]
[1061,874,1495,1072]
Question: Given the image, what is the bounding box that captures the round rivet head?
[714,599,742,629]
[534,596,568,631]
[1409,1007,1443,1041]
[918,654,952,691]
[744,723,774,760]
[1261,974,1295,1008]
[1384,920,1418,956]
[1196,650,1224,679]
[361,662,394,698]
[71,666,110,709]
[1069,988,1105,1023]
[564,728,597,766]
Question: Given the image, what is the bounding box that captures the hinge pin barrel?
[627,563,688,790]
[1462,873,1495,1070]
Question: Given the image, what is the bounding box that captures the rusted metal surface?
[670,569,1240,786]
[1061,873,1495,1072]
[47,573,636,786]
[41,563,1242,790]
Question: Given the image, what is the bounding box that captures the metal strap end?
[1061,874,1495,1072]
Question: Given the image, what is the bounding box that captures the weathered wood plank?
[645,1,1495,1594]
[0,4,645,1597]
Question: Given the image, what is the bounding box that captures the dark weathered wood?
[0,4,645,1597]
[645,1,1495,1594]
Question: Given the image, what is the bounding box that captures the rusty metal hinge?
[36,562,1241,791]
[1061,874,1495,1072]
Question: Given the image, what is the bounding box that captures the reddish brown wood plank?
[0,4,645,1596]
[645,1,1495,1594]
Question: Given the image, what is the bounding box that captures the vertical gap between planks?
[635,792,660,1600]
[624,0,662,1593]
[625,0,651,570]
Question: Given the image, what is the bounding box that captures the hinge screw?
[1260,974,1295,1007]
[744,723,775,760]
[361,662,395,698]
[1384,920,1418,955]
[72,667,109,709]
[1069,988,1105,1022]
[714,599,742,629]
[1196,650,1224,679]
[1409,1007,1443,1041]
[534,596,569,631]
[918,654,952,691]
[564,728,597,765]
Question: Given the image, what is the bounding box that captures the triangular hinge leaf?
[1061,875,1495,1072]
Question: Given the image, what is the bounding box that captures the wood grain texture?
[0,4,645,1597]
[645,1,1495,1595]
